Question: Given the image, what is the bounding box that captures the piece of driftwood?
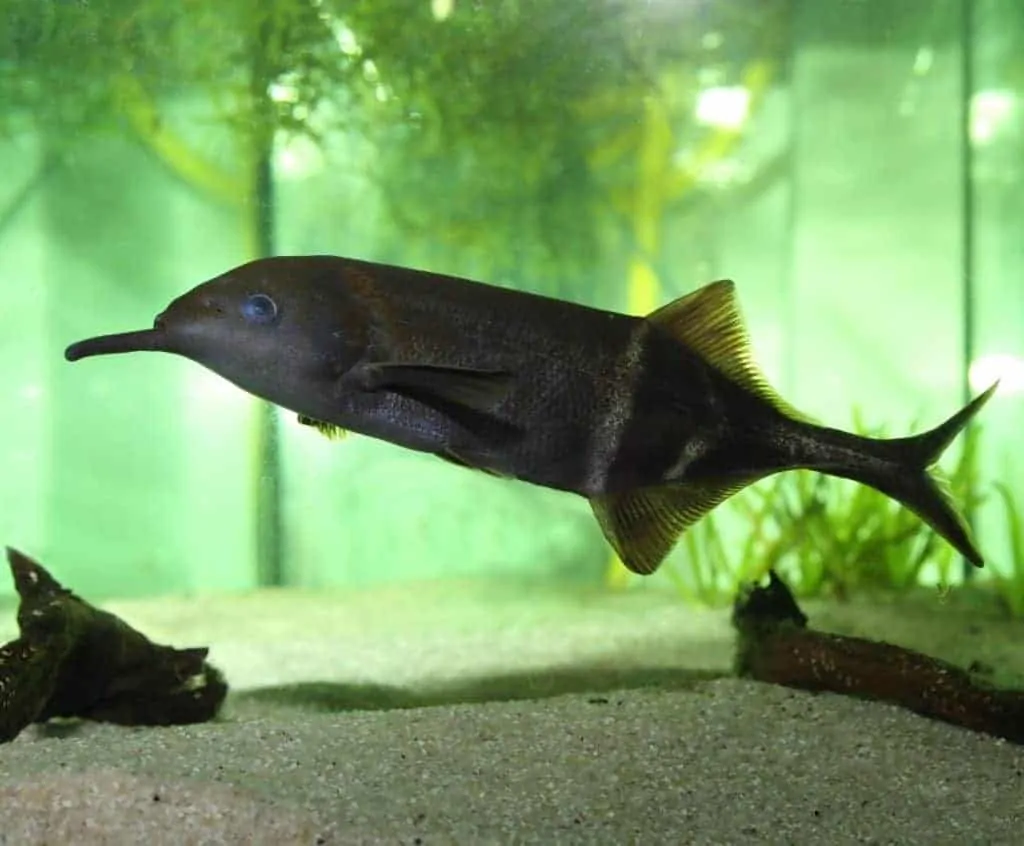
[0,547,227,743]
[732,570,1024,744]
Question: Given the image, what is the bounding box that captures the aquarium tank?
[4,2,1024,841]
[0,0,1021,611]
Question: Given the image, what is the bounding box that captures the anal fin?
[590,478,757,575]
[297,414,348,440]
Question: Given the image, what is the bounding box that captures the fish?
[64,255,997,575]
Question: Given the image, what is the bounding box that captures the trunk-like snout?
[64,328,167,362]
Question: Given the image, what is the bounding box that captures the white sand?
[0,579,1021,844]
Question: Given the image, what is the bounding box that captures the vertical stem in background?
[781,6,801,399]
[251,155,283,589]
[603,93,672,590]
[248,11,284,589]
[959,0,977,582]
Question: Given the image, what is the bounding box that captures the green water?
[0,1,1021,605]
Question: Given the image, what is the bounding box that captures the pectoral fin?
[590,478,759,575]
[297,415,348,440]
[360,362,515,414]
[355,361,521,440]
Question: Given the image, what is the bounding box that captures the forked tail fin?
[855,381,1000,568]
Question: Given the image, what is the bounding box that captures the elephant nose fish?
[64,254,998,575]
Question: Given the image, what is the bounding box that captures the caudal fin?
[861,381,999,567]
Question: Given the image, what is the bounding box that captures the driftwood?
[0,547,227,743]
[732,570,1024,744]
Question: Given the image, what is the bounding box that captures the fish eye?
[240,293,278,325]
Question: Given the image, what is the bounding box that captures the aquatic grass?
[665,514,736,606]
[989,482,1024,616]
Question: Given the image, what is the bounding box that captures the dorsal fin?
[647,279,812,423]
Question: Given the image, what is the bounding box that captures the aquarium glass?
[0,0,1020,603]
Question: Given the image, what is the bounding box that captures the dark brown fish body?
[64,255,997,575]
[304,260,714,497]
[253,256,656,495]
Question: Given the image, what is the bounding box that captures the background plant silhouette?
[1,0,792,291]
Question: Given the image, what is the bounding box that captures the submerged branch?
[0,547,227,743]
[732,570,1024,744]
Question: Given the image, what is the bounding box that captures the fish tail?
[814,382,999,567]
[588,278,999,576]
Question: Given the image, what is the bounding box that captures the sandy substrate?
[0,579,1022,844]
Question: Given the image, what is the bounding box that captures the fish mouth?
[64,326,168,361]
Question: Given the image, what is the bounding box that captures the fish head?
[64,256,363,410]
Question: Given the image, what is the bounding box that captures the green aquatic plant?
[1,0,792,290]
[989,481,1024,616]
